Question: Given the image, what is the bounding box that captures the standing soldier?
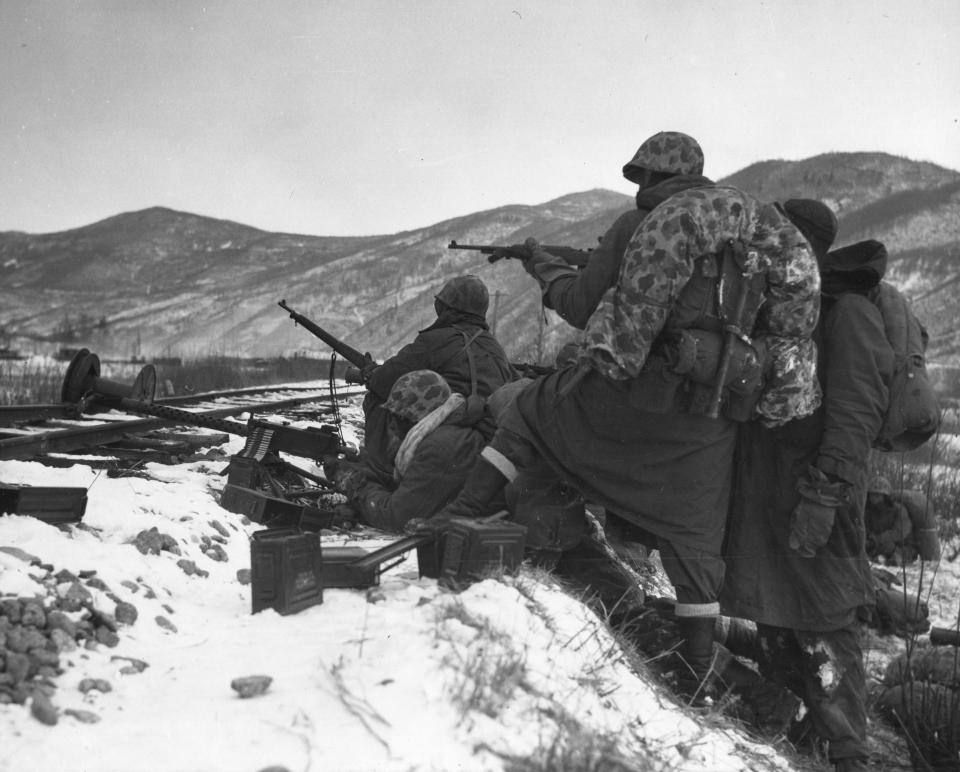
[415,183,822,703]
[722,229,894,772]
[498,131,713,328]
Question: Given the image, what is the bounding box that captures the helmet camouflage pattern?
[383,370,452,423]
[435,275,490,317]
[623,131,704,183]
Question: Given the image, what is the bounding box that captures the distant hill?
[2,153,959,385]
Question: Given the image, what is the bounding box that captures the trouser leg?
[658,539,725,702]
[757,624,868,763]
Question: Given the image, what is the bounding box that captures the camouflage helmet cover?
[622,131,704,183]
[383,369,452,423]
[435,275,490,317]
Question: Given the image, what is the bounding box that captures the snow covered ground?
[0,396,957,772]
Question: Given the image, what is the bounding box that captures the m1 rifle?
[447,240,592,268]
[278,300,377,384]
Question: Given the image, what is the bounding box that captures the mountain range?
[2,152,959,385]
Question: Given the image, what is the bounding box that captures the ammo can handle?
[348,533,435,572]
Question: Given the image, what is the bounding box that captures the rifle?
[278,300,376,383]
[448,240,592,268]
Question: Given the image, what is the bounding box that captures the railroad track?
[0,350,365,463]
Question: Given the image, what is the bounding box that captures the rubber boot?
[438,458,509,520]
[676,616,720,706]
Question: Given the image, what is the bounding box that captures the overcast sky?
[2,0,958,237]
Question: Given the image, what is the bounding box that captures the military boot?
[676,615,721,706]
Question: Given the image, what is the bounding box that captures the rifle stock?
[278,300,375,372]
[448,240,592,268]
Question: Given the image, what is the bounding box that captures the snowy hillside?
[0,394,958,771]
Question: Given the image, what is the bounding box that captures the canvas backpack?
[871,281,940,452]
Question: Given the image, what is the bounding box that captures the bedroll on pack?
[872,282,941,452]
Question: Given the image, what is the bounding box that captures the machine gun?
[278,299,377,384]
[59,348,356,529]
[447,240,592,268]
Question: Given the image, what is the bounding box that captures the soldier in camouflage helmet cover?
[324,370,504,532]
[417,178,822,709]
[493,131,713,330]
[382,370,452,423]
[361,274,515,484]
[622,131,705,181]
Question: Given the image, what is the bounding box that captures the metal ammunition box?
[250,529,323,614]
[0,484,88,524]
[298,506,334,532]
[437,520,526,583]
[321,546,379,588]
[220,484,303,527]
[224,456,266,489]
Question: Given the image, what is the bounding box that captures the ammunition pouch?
[628,330,766,420]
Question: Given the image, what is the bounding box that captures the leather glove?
[323,460,368,501]
[360,359,379,383]
[788,497,836,557]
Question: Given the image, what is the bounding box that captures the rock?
[231,675,272,698]
[64,708,100,723]
[49,628,77,653]
[133,527,164,555]
[155,616,178,634]
[54,569,79,584]
[0,546,42,564]
[120,580,139,593]
[85,577,110,592]
[19,600,46,628]
[46,610,78,637]
[114,601,138,626]
[110,656,148,674]
[30,692,58,725]
[236,569,252,585]
[203,544,228,562]
[176,559,209,578]
[89,609,118,633]
[78,569,98,579]
[5,652,30,683]
[210,520,231,538]
[57,581,93,612]
[0,598,22,622]
[94,627,120,647]
[78,678,113,693]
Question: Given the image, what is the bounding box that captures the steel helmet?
[383,370,452,423]
[622,131,704,183]
[435,275,489,317]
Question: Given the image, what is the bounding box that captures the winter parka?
[721,246,896,631]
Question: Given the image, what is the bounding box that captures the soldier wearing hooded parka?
[721,236,895,771]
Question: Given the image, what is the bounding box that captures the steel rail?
[0,383,361,428]
[0,387,365,461]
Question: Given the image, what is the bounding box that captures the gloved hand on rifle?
[788,466,849,557]
[322,458,369,503]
